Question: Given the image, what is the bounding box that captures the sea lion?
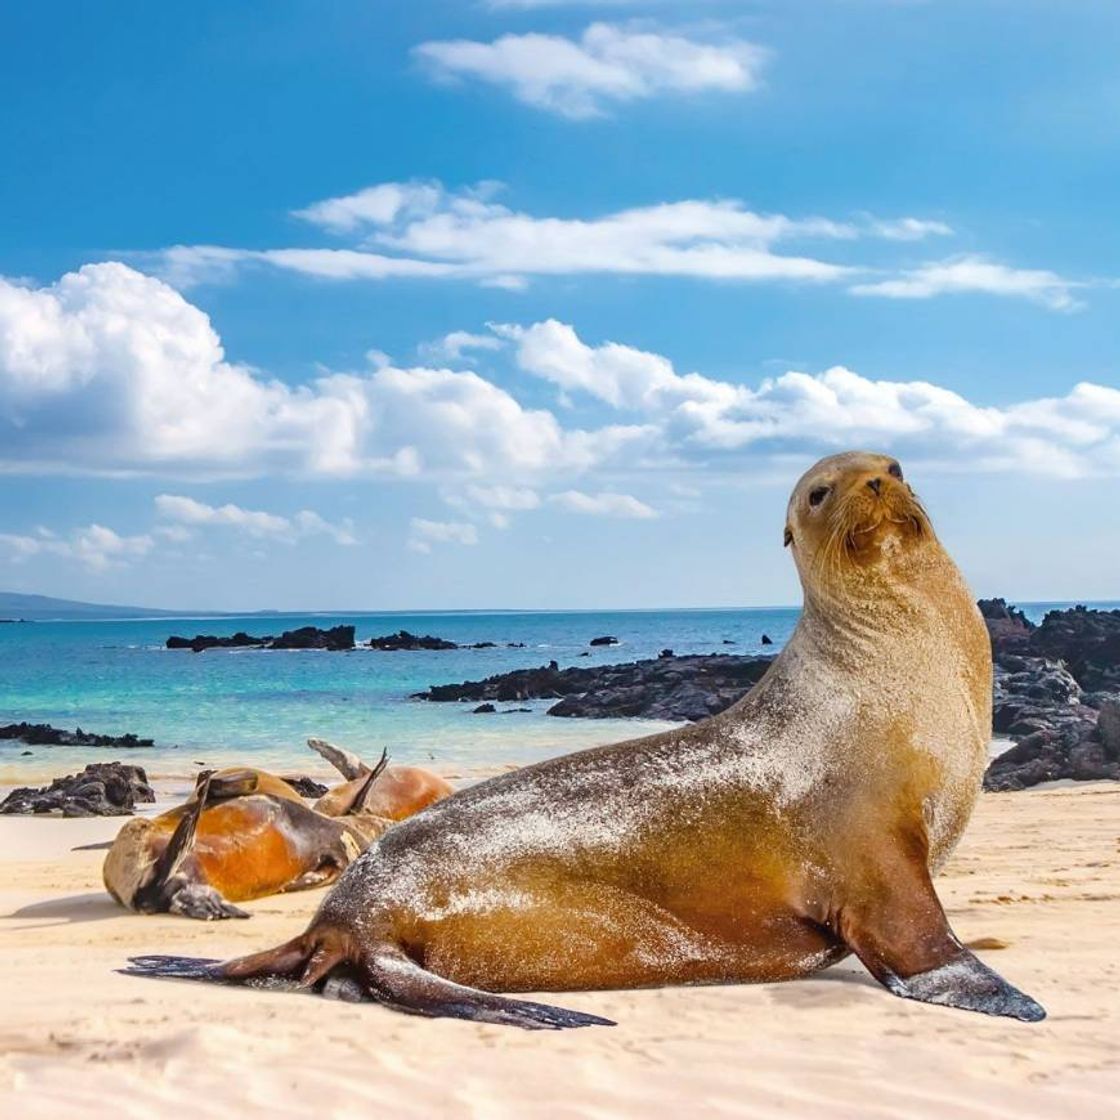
[105,746,452,920]
[124,452,1045,1026]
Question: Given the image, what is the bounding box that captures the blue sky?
[0,0,1117,610]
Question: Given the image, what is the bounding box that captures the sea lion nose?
[867,477,882,495]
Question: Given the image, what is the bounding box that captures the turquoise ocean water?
[0,603,1111,783]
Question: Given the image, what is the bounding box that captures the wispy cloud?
[0,524,154,570]
[408,517,480,553]
[159,182,965,293]
[155,495,356,545]
[415,23,766,119]
[549,490,659,518]
[850,254,1084,311]
[418,329,505,364]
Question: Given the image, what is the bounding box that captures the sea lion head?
[784,450,936,597]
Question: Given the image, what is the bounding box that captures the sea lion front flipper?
[837,847,1045,1023]
[168,883,250,921]
[132,775,247,920]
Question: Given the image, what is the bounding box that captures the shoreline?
[2,781,1116,1117]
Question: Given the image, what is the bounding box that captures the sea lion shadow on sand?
[10,891,122,926]
[123,452,1046,1029]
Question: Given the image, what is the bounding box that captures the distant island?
[0,590,272,623]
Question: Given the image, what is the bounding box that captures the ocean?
[0,603,1111,784]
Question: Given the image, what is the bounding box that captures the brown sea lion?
[105,746,451,920]
[124,452,1045,1027]
[307,737,454,821]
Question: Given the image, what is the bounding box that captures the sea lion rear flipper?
[307,737,369,780]
[838,848,1045,1022]
[122,937,614,1030]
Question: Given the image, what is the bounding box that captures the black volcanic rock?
[368,630,458,651]
[167,631,266,652]
[271,625,355,651]
[979,597,1035,656]
[167,625,355,652]
[589,635,619,647]
[414,654,774,723]
[0,761,155,817]
[1025,607,1120,693]
[0,723,154,748]
[472,703,497,714]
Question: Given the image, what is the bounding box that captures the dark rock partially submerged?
[0,761,155,817]
[167,625,355,652]
[0,723,154,748]
[414,654,775,723]
[589,635,619,647]
[368,630,458,651]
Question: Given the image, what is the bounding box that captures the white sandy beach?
[1,782,1117,1118]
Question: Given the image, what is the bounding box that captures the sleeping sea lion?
[124,452,1045,1026]
[104,746,452,920]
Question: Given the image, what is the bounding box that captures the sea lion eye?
[808,486,830,508]
[888,462,903,480]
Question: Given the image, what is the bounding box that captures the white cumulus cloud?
[0,264,645,480]
[415,23,766,119]
[501,320,1120,477]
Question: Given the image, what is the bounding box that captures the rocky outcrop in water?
[0,723,154,748]
[368,630,458,651]
[167,625,355,652]
[0,761,155,816]
[414,654,775,722]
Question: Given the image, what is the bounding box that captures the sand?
[1,782,1117,1119]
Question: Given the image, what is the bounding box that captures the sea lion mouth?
[832,485,931,560]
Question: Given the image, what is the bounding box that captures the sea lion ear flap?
[783,526,793,548]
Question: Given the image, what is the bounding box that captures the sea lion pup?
[104,747,451,920]
[124,452,1045,1027]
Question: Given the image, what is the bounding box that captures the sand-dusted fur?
[124,453,1044,1025]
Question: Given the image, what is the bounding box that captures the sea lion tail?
[121,934,615,1030]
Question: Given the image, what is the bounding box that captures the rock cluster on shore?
[0,761,155,816]
[0,723,154,748]
[981,601,1120,790]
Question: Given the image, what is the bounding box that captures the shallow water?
[0,602,1108,782]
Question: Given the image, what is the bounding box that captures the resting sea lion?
[105,746,452,920]
[124,452,1045,1026]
